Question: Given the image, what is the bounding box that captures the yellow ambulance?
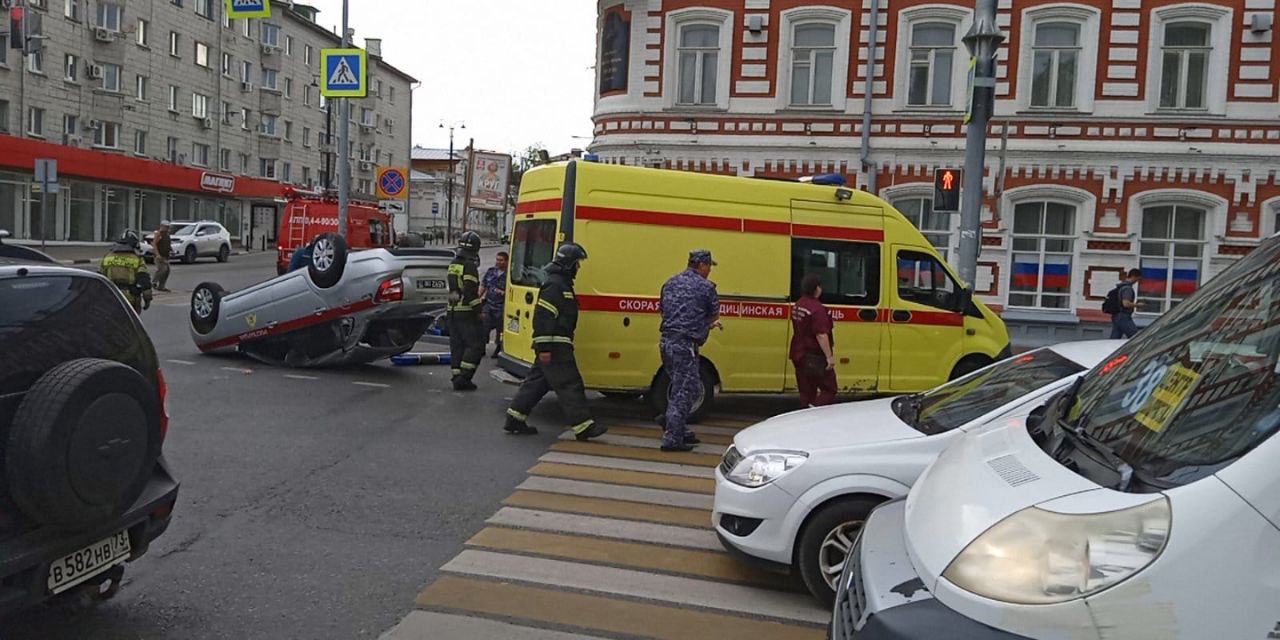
[499,161,1010,421]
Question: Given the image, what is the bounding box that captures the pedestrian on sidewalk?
[100,231,153,314]
[657,250,721,452]
[1106,268,1144,339]
[153,221,172,292]
[503,243,607,441]
[447,231,486,391]
[791,274,838,407]
[480,251,509,358]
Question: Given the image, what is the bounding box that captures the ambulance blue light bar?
[805,174,847,186]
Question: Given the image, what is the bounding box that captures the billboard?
[469,152,511,211]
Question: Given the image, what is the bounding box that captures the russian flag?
[1011,261,1040,289]
[1171,268,1199,295]
[1141,266,1199,297]
[1041,256,1071,290]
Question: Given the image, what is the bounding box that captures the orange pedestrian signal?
[933,167,962,213]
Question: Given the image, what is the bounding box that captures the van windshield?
[895,349,1083,435]
[510,220,558,287]
[1058,239,1280,488]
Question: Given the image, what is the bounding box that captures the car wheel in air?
[307,232,348,289]
[647,362,715,424]
[217,244,230,263]
[795,496,884,607]
[183,245,197,264]
[190,282,225,335]
[5,359,162,531]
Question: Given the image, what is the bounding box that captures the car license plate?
[416,278,447,290]
[507,317,519,333]
[47,531,131,595]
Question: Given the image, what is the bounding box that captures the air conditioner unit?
[240,81,253,92]
[62,134,82,147]
[200,117,213,129]
[93,27,115,42]
[87,64,104,79]
[86,119,102,131]
[358,161,371,171]
[260,44,277,55]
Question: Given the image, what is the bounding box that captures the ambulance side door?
[788,238,883,392]
[886,247,966,391]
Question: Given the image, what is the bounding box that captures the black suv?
[0,253,179,616]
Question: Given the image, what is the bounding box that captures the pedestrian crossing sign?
[320,48,367,98]
[224,0,271,19]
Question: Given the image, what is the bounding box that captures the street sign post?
[33,159,58,249]
[380,201,405,215]
[224,0,271,19]
[320,48,367,98]
[933,168,961,213]
[375,166,408,200]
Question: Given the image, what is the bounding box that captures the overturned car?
[189,233,451,367]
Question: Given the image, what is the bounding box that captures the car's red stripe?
[196,298,378,351]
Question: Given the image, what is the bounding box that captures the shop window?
[897,250,959,311]
[907,22,956,106]
[1009,201,1076,309]
[893,196,952,259]
[1030,22,1080,108]
[791,239,881,306]
[790,23,836,106]
[1140,204,1205,313]
[68,182,95,241]
[102,186,126,241]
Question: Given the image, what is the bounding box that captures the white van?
[832,237,1280,639]
[713,341,1121,605]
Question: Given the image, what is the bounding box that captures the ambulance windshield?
[511,220,558,287]
[1055,238,1280,488]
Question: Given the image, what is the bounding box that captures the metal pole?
[956,0,1004,287]
[40,189,49,250]
[859,0,880,195]
[446,128,454,244]
[323,99,332,189]
[335,0,350,237]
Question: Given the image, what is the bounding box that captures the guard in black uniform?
[447,231,485,391]
[503,243,607,441]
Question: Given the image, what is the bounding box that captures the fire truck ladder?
[287,204,309,250]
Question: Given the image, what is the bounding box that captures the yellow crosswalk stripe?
[528,462,716,495]
[599,425,735,446]
[416,576,825,640]
[550,441,723,468]
[503,490,711,528]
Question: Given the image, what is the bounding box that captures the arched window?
[1009,201,1077,309]
[790,23,836,106]
[1029,22,1080,108]
[907,22,956,106]
[677,24,720,105]
[892,195,952,259]
[1140,204,1206,312]
[1159,22,1211,110]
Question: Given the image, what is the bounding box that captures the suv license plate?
[416,278,447,290]
[48,530,131,594]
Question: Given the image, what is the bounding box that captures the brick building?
[591,0,1280,343]
[0,0,414,250]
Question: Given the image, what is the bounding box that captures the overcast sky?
[304,0,597,158]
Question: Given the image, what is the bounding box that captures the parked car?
[0,255,179,616]
[832,235,1280,640]
[140,221,231,264]
[190,233,452,367]
[715,340,1122,604]
[0,230,56,263]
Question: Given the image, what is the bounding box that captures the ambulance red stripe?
[516,198,563,214]
[575,294,962,327]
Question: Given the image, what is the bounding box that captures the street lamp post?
[440,121,465,244]
[956,0,1005,287]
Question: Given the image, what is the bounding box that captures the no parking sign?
[376,166,408,200]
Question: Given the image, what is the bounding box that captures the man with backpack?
[1103,268,1144,338]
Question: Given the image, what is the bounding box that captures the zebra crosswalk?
[380,410,828,640]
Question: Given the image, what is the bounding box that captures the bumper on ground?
[712,467,800,568]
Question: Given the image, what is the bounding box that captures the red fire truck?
[276,189,392,274]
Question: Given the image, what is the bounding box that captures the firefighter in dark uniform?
[503,242,608,441]
[447,231,486,390]
[100,231,153,314]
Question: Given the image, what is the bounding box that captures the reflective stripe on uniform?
[506,408,528,421]
[536,299,560,316]
[562,292,574,299]
[451,368,462,374]
[570,419,595,434]
[531,336,573,344]
[463,275,479,283]
[448,264,464,275]
[460,361,478,370]
[447,300,483,311]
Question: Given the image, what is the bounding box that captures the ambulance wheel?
[308,233,348,289]
[949,355,992,381]
[647,363,715,424]
[190,282,225,335]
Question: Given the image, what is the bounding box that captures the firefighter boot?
[504,412,538,435]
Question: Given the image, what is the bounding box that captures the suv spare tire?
[5,359,161,531]
[190,282,226,335]
[308,232,348,289]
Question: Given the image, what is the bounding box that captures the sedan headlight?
[943,498,1170,604]
[725,450,808,488]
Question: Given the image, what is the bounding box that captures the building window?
[676,23,719,105]
[136,18,149,46]
[194,0,211,18]
[1140,204,1205,313]
[170,0,182,6]
[192,142,209,166]
[63,113,78,136]
[908,22,956,106]
[166,136,179,163]
[281,162,292,182]
[360,107,374,126]
[169,31,181,57]
[64,0,79,20]
[260,113,277,136]
[134,129,146,155]
[304,44,312,65]
[221,52,232,76]
[135,74,148,100]
[1009,201,1076,309]
[222,13,230,29]
[27,107,45,137]
[167,85,180,111]
[220,148,231,170]
[283,77,292,98]
[240,108,251,130]
[261,67,278,91]
[283,120,293,141]
[1159,22,1210,110]
[240,17,251,38]
[240,61,252,83]
[0,34,8,65]
[0,100,8,134]
[302,126,311,147]
[64,54,78,81]
[195,41,209,67]
[893,197,951,259]
[1029,22,1079,108]
[260,23,279,47]
[28,48,44,74]
[101,62,121,92]
[302,166,311,185]
[239,153,250,172]
[260,158,278,179]
[389,86,395,104]
[94,121,121,149]
[220,100,232,124]
[303,85,313,106]
[373,78,382,96]
[790,23,836,106]
[285,35,293,55]
[95,2,121,31]
[192,93,209,118]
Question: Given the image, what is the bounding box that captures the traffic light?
[933,168,962,213]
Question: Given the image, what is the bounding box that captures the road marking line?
[166,359,197,366]
[284,374,320,380]
[220,366,253,374]
[517,476,714,510]
[558,432,728,456]
[486,507,722,551]
[528,462,715,494]
[593,417,745,437]
[379,610,606,640]
[599,425,736,445]
[549,441,722,468]
[415,576,823,640]
[444,550,827,624]
[503,490,710,529]
[538,452,715,479]
[353,381,391,388]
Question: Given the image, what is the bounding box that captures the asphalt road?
[4,247,562,640]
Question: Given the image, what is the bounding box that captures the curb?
[57,250,248,266]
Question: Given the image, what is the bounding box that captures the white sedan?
[713,340,1123,605]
